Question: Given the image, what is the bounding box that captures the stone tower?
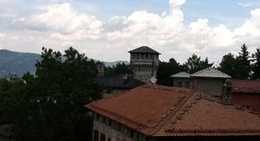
[128,46,160,83]
[96,61,105,77]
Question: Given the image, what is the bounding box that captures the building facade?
[171,72,193,89]
[171,68,231,97]
[129,46,160,83]
[231,79,260,112]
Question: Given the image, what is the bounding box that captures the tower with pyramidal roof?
[128,46,160,83]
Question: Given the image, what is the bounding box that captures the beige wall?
[93,120,133,141]
[193,78,225,96]
[92,113,147,141]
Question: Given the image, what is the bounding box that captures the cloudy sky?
[0,0,260,64]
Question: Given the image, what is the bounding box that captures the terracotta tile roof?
[85,85,260,136]
[128,46,160,54]
[231,79,260,94]
[156,97,260,136]
[191,68,231,79]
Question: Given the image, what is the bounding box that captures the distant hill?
[0,49,128,77]
[0,49,41,77]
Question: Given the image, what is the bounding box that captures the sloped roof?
[171,72,190,78]
[231,79,260,94]
[97,74,145,89]
[191,67,231,79]
[128,46,160,54]
[86,85,260,136]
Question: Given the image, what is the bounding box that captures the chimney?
[222,79,233,105]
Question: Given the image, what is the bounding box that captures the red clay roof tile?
[231,79,260,94]
[85,84,260,136]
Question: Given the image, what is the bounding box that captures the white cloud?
[12,3,103,40]
[234,8,260,48]
[1,0,260,63]
[169,0,185,8]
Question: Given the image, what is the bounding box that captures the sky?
[0,0,260,64]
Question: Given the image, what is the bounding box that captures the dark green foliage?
[104,62,132,76]
[219,53,238,78]
[0,47,102,141]
[157,58,184,86]
[252,48,260,80]
[0,77,27,125]
[236,44,251,79]
[183,54,213,74]
[219,44,254,79]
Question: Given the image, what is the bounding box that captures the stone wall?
[193,78,224,96]
[130,53,159,83]
[173,78,193,89]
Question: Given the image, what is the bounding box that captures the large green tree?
[236,44,251,79]
[157,58,184,86]
[252,48,260,80]
[219,53,238,78]
[0,77,27,125]
[1,47,102,141]
[183,54,213,74]
[104,62,132,76]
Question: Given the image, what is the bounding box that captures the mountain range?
[0,49,128,77]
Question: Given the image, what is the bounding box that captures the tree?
[157,58,184,86]
[183,54,213,74]
[236,44,251,79]
[252,48,260,80]
[104,62,132,76]
[219,53,238,78]
[7,47,102,141]
[0,77,27,125]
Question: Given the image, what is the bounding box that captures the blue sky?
[0,0,260,63]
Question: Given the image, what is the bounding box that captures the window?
[102,116,105,123]
[100,133,106,141]
[93,130,99,141]
[96,114,99,120]
[108,119,112,126]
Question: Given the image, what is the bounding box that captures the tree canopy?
[252,48,260,80]
[219,53,237,78]
[183,54,213,74]
[157,58,184,86]
[0,47,102,141]
[236,44,251,79]
[104,62,132,76]
[219,44,254,79]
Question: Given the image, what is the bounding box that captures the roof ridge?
[151,90,195,135]
[162,93,203,133]
[198,94,260,116]
[191,67,231,78]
